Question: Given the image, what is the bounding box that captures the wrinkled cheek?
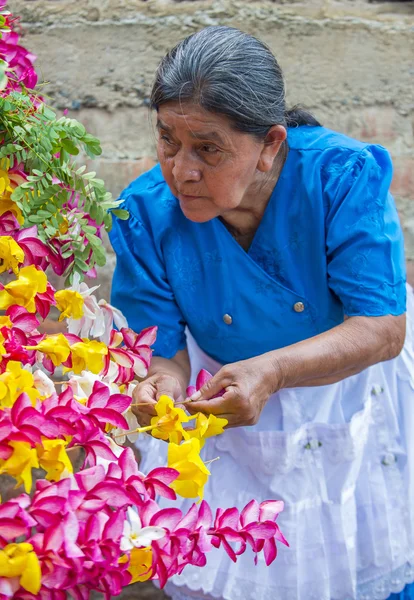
[158,158,176,194]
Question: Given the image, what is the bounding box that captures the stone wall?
[11,0,414,294]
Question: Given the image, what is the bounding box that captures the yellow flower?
[0,361,40,408]
[37,439,73,481]
[0,265,47,313]
[186,413,228,448]
[150,395,190,444]
[58,216,69,235]
[0,197,24,224]
[0,442,39,493]
[0,330,6,357]
[168,438,210,501]
[55,289,84,322]
[70,340,108,374]
[0,315,12,328]
[0,236,24,275]
[0,543,41,595]
[128,547,153,583]
[26,334,71,367]
[119,547,153,584]
[0,163,24,225]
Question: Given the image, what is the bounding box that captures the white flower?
[96,436,124,472]
[120,507,165,552]
[33,369,56,397]
[98,299,128,344]
[63,370,121,401]
[66,273,129,343]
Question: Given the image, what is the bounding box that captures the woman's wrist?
[258,351,291,394]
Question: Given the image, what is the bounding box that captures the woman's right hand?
[131,372,185,427]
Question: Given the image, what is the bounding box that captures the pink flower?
[208,500,288,566]
[0,211,20,235]
[13,226,51,270]
[35,283,56,319]
[103,326,157,384]
[81,381,131,431]
[7,305,40,333]
[186,369,213,398]
[0,326,37,365]
[0,30,38,91]
[0,495,36,544]
[0,392,60,445]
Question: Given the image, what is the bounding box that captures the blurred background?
[10,0,414,595]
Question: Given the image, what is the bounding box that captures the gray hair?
[150,26,320,139]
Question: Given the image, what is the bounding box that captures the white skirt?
[138,289,414,600]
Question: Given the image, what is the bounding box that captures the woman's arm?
[188,314,406,427]
[270,314,406,388]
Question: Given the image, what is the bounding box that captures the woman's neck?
[220,147,286,249]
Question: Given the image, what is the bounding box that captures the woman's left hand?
[186,355,282,428]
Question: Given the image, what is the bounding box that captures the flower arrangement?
[0,4,288,598]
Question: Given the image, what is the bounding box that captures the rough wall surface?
[8,0,413,597]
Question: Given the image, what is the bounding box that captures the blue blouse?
[109,126,406,364]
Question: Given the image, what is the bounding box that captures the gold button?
[293,302,305,313]
[223,313,233,325]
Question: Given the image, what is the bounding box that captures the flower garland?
[0,4,288,598]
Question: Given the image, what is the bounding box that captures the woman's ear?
[257,125,287,172]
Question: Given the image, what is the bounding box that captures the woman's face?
[156,102,285,223]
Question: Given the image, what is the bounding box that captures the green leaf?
[61,138,80,156]
[28,214,47,224]
[111,209,129,220]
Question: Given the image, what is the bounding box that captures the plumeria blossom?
[168,438,211,501]
[186,368,226,400]
[186,413,228,448]
[32,370,56,398]
[66,274,128,343]
[149,394,190,444]
[0,543,41,595]
[120,507,165,552]
[69,339,108,375]
[0,235,24,274]
[0,27,38,91]
[55,289,84,322]
[36,439,73,482]
[0,210,20,235]
[121,546,153,583]
[103,326,156,384]
[0,265,47,313]
[13,226,50,271]
[0,441,39,493]
[209,500,289,565]
[26,334,71,368]
[0,361,40,407]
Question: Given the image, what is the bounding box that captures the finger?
[133,383,157,406]
[155,379,181,402]
[188,371,231,402]
[131,405,154,424]
[129,409,152,427]
[187,391,234,416]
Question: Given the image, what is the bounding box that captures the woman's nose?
[172,150,201,183]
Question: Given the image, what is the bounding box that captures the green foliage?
[0,90,126,281]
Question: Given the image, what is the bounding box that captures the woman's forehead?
[157,102,233,141]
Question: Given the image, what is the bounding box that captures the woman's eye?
[200,144,219,154]
[160,135,173,145]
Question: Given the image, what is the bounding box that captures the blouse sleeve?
[109,195,187,359]
[325,145,406,316]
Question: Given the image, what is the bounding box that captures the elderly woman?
[110,26,414,600]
